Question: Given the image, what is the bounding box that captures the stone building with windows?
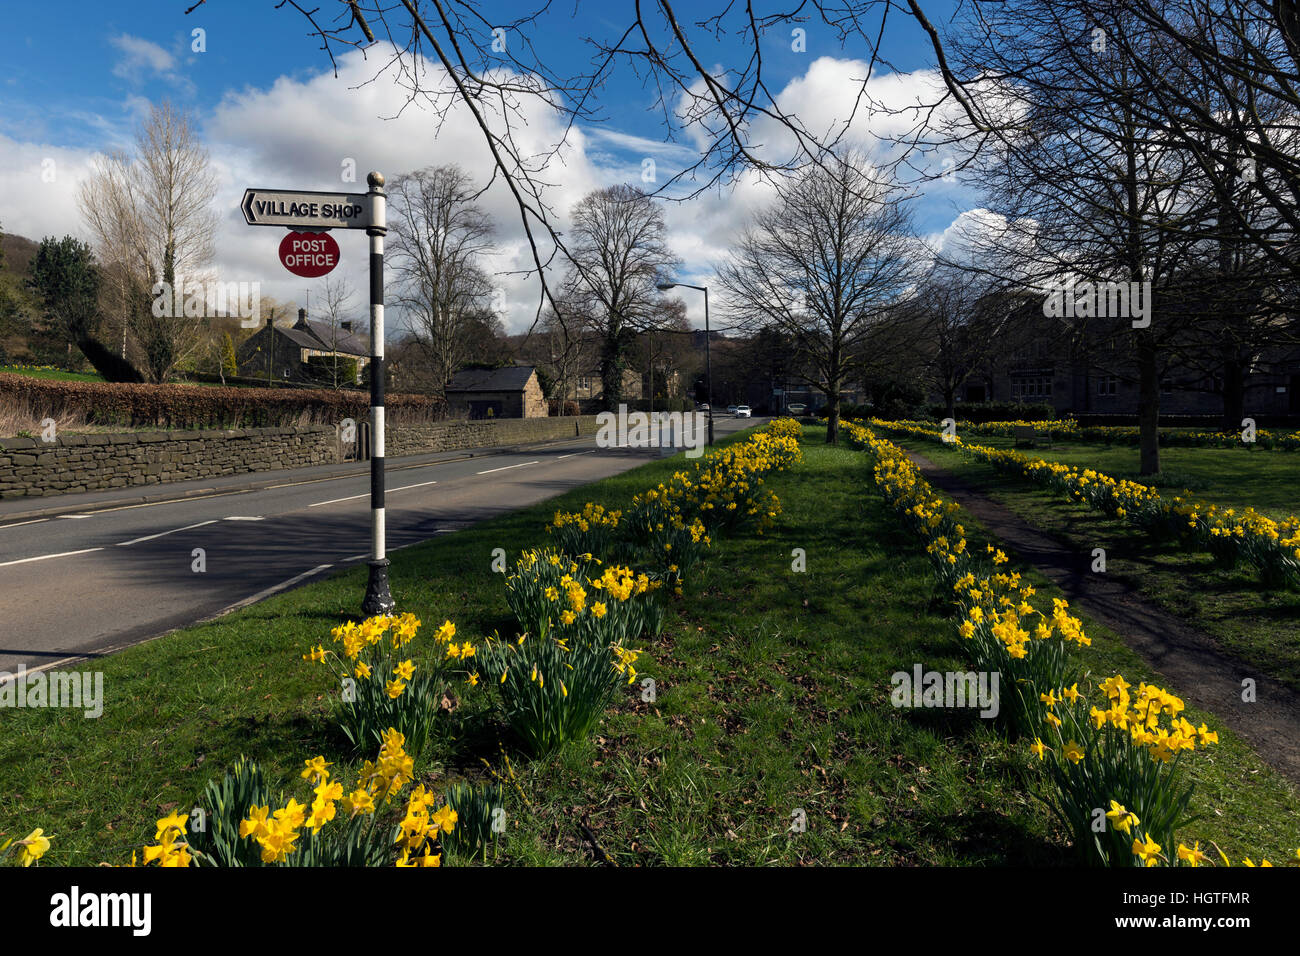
[444,365,548,419]
[236,308,368,386]
[946,298,1300,420]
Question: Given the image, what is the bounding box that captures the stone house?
[945,294,1300,419]
[445,365,548,418]
[236,308,369,386]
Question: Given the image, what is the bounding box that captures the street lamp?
[656,281,713,446]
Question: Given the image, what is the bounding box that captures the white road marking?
[556,451,594,460]
[309,491,369,507]
[0,518,49,529]
[224,516,264,521]
[390,479,439,494]
[58,514,94,519]
[116,520,219,547]
[0,547,103,568]
[0,656,86,684]
[310,479,437,508]
[476,460,538,475]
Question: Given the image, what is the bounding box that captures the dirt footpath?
[906,449,1300,786]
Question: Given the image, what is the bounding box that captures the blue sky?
[3,1,954,143]
[0,1,973,333]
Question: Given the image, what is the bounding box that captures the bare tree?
[532,290,597,409]
[318,276,360,389]
[565,185,679,410]
[191,1,943,327]
[939,0,1224,474]
[717,155,920,443]
[388,165,496,396]
[78,101,218,383]
[902,277,1020,420]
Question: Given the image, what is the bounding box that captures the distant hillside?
[0,232,39,276]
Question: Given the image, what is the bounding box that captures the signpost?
[278,231,340,278]
[241,189,371,230]
[242,175,395,615]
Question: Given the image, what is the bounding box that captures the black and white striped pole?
[239,176,395,613]
[362,170,395,615]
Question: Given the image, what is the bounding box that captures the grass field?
[888,432,1300,694]
[2,425,1297,866]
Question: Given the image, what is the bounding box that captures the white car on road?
[735,405,751,418]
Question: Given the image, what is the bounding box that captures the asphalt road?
[0,416,762,676]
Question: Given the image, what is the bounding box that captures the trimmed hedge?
[0,372,444,429]
[924,401,1057,423]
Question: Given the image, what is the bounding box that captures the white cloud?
[0,133,98,242]
[0,48,987,340]
[109,34,178,83]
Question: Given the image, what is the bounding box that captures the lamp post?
[655,281,713,446]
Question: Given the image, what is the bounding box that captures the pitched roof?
[273,326,327,350]
[445,365,537,393]
[298,318,369,356]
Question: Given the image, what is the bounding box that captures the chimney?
[297,307,307,327]
[341,321,353,333]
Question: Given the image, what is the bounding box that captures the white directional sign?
[241,188,373,230]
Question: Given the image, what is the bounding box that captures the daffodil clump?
[130,730,455,867]
[955,575,1085,738]
[874,416,1300,452]
[949,418,1080,440]
[1027,674,1223,866]
[633,425,801,540]
[620,491,713,589]
[304,612,460,758]
[1058,422,1299,451]
[871,418,1300,589]
[842,421,1296,867]
[547,422,799,588]
[1,828,51,867]
[548,501,623,558]
[476,629,642,756]
[845,419,1079,734]
[505,548,663,645]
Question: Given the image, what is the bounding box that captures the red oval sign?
[278,231,340,278]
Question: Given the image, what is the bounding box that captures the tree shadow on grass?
[932,809,1071,866]
[898,704,998,739]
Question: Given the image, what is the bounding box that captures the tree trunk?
[825,377,841,444]
[1221,345,1246,434]
[77,336,145,383]
[1137,331,1160,476]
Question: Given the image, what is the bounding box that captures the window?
[577,376,591,392]
[1098,375,1118,396]
[1011,375,1053,401]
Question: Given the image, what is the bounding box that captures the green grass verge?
[1,425,1296,866]
[0,366,105,382]
[889,434,1300,694]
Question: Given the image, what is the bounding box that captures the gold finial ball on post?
[367,171,385,189]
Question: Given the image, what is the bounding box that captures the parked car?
[726,404,738,415]
[735,405,752,418]
[786,403,808,415]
